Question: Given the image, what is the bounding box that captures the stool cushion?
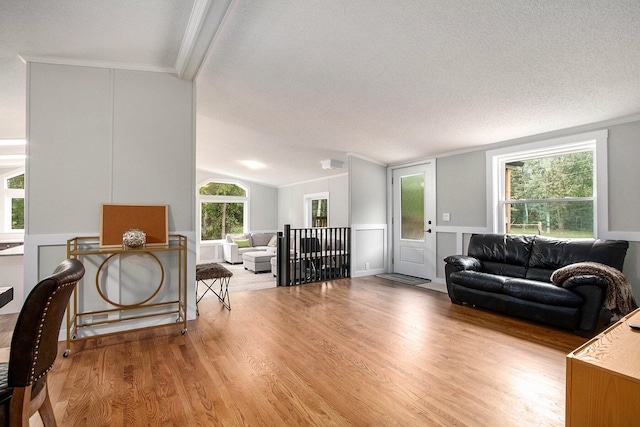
[196,263,233,281]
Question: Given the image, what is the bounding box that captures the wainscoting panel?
[351,224,387,277]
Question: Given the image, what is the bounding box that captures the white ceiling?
[2,1,640,186]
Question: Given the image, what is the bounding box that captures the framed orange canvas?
[100,204,168,248]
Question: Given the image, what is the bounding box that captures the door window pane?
[401,174,424,240]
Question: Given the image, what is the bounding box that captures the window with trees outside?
[305,193,329,228]
[311,199,328,228]
[5,172,24,232]
[199,181,248,241]
[505,152,593,238]
[489,131,605,239]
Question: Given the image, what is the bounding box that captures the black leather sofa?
[444,234,629,336]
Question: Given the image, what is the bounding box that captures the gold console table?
[65,235,187,356]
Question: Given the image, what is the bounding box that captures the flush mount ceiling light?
[241,160,265,169]
[321,159,343,170]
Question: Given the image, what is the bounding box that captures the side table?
[566,308,640,426]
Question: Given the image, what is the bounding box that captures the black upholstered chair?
[0,259,85,426]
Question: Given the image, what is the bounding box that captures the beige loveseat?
[222,232,277,264]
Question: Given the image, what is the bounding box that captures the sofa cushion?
[528,237,592,271]
[243,251,276,263]
[450,271,584,308]
[237,247,261,258]
[226,233,249,243]
[234,238,250,248]
[587,239,629,271]
[267,235,278,247]
[482,261,529,278]
[449,271,510,293]
[251,233,275,247]
[502,278,583,307]
[525,236,630,281]
[467,234,533,278]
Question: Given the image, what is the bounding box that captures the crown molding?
[277,172,349,189]
[347,152,387,167]
[18,54,176,74]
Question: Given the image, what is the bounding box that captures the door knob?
[425,229,432,233]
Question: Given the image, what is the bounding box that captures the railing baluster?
[277,225,351,286]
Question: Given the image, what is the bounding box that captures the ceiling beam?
[176,0,234,81]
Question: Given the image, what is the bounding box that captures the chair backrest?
[8,259,85,387]
[300,237,321,253]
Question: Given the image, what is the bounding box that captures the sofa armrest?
[223,242,242,264]
[444,255,482,272]
[560,275,610,334]
[559,274,608,292]
[444,255,481,304]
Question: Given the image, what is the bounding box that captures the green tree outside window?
[200,182,246,240]
[6,173,24,230]
[507,152,593,238]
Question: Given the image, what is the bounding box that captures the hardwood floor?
[2,276,586,426]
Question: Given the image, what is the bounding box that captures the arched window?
[198,181,249,241]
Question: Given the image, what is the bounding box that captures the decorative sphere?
[123,229,146,249]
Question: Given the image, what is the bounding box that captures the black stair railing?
[277,224,351,286]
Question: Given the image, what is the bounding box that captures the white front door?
[392,162,435,279]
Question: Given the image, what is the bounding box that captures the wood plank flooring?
[2,276,586,426]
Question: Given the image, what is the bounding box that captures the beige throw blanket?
[551,262,637,320]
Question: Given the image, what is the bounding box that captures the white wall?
[349,155,387,225]
[23,63,196,320]
[349,155,387,277]
[278,174,349,229]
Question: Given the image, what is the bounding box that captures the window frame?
[304,192,329,228]
[487,130,608,238]
[197,180,249,243]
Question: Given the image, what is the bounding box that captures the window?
[488,130,607,238]
[4,171,24,232]
[310,199,328,228]
[304,193,329,228]
[400,173,425,240]
[198,181,248,241]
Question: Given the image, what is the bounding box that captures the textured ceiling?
[2,1,640,186]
